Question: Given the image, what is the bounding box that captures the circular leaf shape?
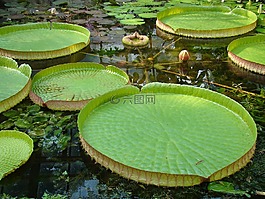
[0,56,31,113]
[78,83,257,186]
[30,62,129,111]
[228,34,265,75]
[0,22,90,60]
[156,5,257,38]
[0,130,34,180]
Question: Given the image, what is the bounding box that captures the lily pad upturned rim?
[0,22,90,60]
[156,5,257,38]
[0,130,34,180]
[30,62,130,111]
[228,34,265,75]
[0,56,32,113]
[78,82,257,187]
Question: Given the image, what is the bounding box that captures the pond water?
[0,0,265,199]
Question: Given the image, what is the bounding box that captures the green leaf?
[208,181,250,197]
[0,22,90,60]
[0,130,33,180]
[33,115,49,123]
[78,82,257,187]
[2,109,20,118]
[255,27,265,33]
[227,34,265,75]
[30,62,129,111]
[14,119,32,129]
[27,104,41,114]
[156,5,257,38]
[0,120,14,129]
[0,56,31,113]
[138,12,157,18]
[115,13,135,19]
[28,129,45,138]
[120,18,145,25]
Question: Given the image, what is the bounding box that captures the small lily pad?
[120,18,145,25]
[138,13,157,19]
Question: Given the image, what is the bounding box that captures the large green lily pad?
[78,83,257,186]
[30,62,129,111]
[0,130,33,180]
[228,34,265,75]
[0,56,31,113]
[156,5,257,38]
[0,22,90,60]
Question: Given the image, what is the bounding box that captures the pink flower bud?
[179,50,190,61]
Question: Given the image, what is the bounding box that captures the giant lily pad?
[228,34,265,75]
[30,62,129,111]
[0,22,90,60]
[0,56,31,113]
[78,82,257,187]
[156,5,257,38]
[0,130,33,180]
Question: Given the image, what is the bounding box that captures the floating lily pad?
[138,12,157,19]
[227,34,265,75]
[0,56,31,113]
[30,62,129,111]
[0,22,90,60]
[156,5,257,38]
[78,82,257,187]
[120,18,145,25]
[0,130,33,180]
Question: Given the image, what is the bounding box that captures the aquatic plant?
[0,130,33,180]
[0,56,31,113]
[79,82,257,187]
[0,102,77,156]
[156,5,257,38]
[30,62,129,111]
[228,34,265,75]
[0,22,90,60]
[103,0,167,25]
